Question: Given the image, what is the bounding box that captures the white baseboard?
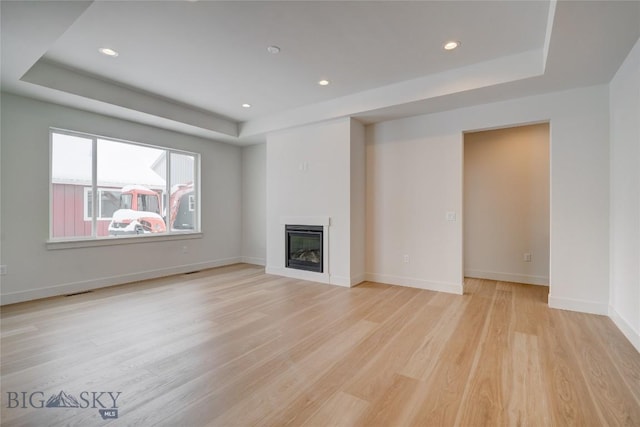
[241,256,266,266]
[264,266,360,288]
[329,275,352,288]
[0,257,242,306]
[350,273,366,287]
[365,273,463,295]
[548,294,608,315]
[265,266,333,285]
[609,306,640,353]
[465,269,548,286]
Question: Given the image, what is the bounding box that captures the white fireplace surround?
[266,118,364,289]
[265,216,332,284]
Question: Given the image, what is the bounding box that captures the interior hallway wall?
[366,84,609,312]
[609,38,640,351]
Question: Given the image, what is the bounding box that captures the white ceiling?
[1,1,639,145]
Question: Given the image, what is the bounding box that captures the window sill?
[46,232,203,250]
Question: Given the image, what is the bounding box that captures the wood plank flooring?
[1,264,639,426]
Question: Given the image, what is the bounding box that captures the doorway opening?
[463,123,550,288]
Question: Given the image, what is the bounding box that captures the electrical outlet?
[523,253,532,262]
[446,212,456,222]
[0,265,7,275]
[403,255,410,263]
[182,246,188,254]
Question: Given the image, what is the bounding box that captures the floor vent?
[184,271,201,275]
[65,290,93,297]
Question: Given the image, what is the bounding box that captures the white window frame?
[49,128,201,245]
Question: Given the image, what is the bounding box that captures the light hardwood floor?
[1,264,639,426]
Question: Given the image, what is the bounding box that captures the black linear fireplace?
[285,225,323,273]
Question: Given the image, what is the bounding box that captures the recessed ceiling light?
[98,47,119,57]
[242,103,251,108]
[443,41,460,51]
[267,45,281,54]
[318,79,330,86]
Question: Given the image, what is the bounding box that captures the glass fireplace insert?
[285,225,323,273]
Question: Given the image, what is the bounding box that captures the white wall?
[366,84,610,312]
[365,123,464,294]
[464,124,550,285]
[0,93,243,304]
[241,143,266,266]
[350,120,366,284]
[265,117,363,286]
[609,38,640,351]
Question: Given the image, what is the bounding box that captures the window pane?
[100,190,121,219]
[169,153,196,231]
[120,194,132,209]
[97,139,166,237]
[86,189,93,219]
[51,133,93,238]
